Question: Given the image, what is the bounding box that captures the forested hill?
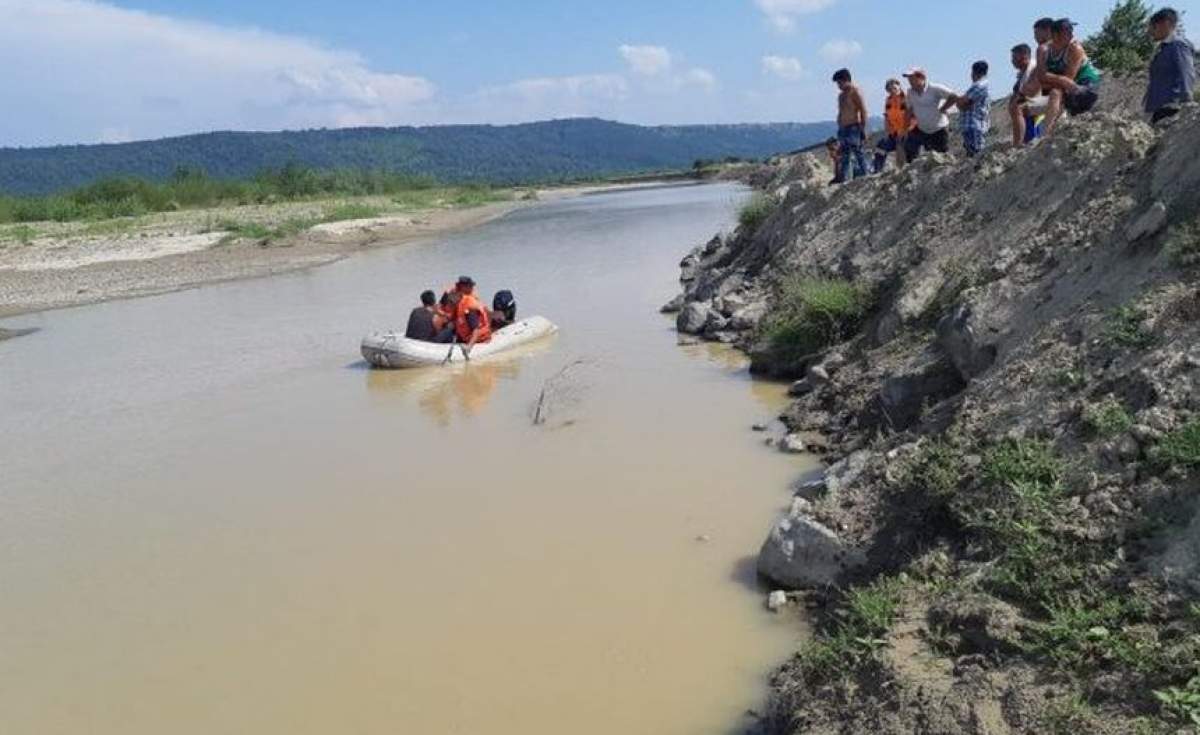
[0,118,835,195]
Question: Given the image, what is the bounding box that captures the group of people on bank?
[404,275,517,353]
[826,9,1196,183]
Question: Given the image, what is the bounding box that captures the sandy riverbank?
[0,199,520,319]
[0,180,687,322]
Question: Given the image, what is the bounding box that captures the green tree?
[1085,0,1157,75]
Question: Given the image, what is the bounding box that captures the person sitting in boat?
[490,290,517,330]
[454,276,492,355]
[433,291,459,343]
[404,290,441,342]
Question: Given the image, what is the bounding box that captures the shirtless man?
[831,68,869,183]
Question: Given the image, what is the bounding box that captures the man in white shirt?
[902,68,957,160]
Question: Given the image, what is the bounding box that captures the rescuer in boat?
[453,276,492,357]
[404,290,441,342]
[490,290,517,330]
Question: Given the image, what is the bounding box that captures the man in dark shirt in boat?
[405,290,443,342]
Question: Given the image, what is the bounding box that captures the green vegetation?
[1082,398,1134,438]
[0,119,837,196]
[1155,676,1200,727]
[0,223,39,245]
[1085,0,1157,75]
[216,200,402,246]
[981,438,1063,488]
[1103,304,1156,349]
[898,439,966,502]
[1050,365,1089,391]
[1150,420,1200,470]
[737,192,780,234]
[759,275,873,363]
[1166,220,1200,267]
[0,165,445,225]
[790,577,903,683]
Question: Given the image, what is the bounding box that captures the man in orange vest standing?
[454,276,492,357]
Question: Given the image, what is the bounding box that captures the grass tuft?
[737,192,779,234]
[981,438,1062,488]
[758,275,872,364]
[1082,398,1134,439]
[1103,305,1156,349]
[1150,420,1200,471]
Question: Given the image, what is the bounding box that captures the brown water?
[0,184,812,735]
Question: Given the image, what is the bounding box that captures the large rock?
[757,508,867,589]
[729,302,767,331]
[660,294,685,314]
[1125,201,1168,244]
[937,306,997,381]
[703,309,729,334]
[676,302,714,334]
[824,450,872,496]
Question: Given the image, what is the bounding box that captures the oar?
[441,335,459,366]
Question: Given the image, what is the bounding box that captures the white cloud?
[761,55,805,80]
[753,0,838,32]
[471,74,630,121]
[0,0,436,145]
[819,39,864,63]
[682,68,718,92]
[618,45,673,76]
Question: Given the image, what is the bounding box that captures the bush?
[1103,305,1156,349]
[1151,420,1200,470]
[982,438,1062,488]
[1166,221,1200,267]
[788,577,903,684]
[1082,398,1134,438]
[1085,0,1156,75]
[737,192,779,234]
[759,276,872,364]
[899,440,966,501]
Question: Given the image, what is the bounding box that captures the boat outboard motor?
[493,290,517,324]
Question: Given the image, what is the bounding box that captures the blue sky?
[0,0,1196,146]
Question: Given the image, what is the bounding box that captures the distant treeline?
[0,118,837,197]
[0,166,470,224]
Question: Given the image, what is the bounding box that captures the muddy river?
[0,183,813,734]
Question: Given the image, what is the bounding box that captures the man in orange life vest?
[453,275,492,356]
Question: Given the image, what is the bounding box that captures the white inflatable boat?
[361,316,558,369]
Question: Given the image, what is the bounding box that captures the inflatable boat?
[361,316,558,369]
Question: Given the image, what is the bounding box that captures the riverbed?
[0,183,812,734]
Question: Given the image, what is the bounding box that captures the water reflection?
[366,359,522,426]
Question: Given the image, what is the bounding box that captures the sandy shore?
[0,181,695,324]
[0,199,529,320]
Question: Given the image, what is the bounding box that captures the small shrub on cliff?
[1155,676,1200,728]
[737,192,779,234]
[760,276,872,363]
[1103,305,1156,349]
[982,438,1062,488]
[1082,398,1134,439]
[785,577,904,685]
[899,440,966,501]
[1151,420,1200,471]
[1166,221,1200,268]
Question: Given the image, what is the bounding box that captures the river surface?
[0,183,811,734]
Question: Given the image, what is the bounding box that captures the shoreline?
[0,180,684,323]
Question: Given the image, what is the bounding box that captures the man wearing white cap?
[902,68,957,161]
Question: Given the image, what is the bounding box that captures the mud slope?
[672,97,1200,733]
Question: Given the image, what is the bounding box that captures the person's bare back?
[838,84,866,127]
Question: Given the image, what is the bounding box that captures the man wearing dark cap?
[1145,8,1196,124]
[1040,18,1102,136]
